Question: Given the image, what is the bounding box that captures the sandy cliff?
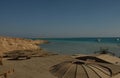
[0,36,47,54]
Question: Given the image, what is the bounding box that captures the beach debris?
[50,59,120,78]
[3,50,35,60]
[94,48,115,56]
[3,49,57,60]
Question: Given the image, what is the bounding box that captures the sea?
[32,37,120,56]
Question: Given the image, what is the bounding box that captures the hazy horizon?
[0,0,120,38]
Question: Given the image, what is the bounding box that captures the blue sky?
[0,0,120,38]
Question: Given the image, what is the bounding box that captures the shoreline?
[40,39,120,57]
[0,36,120,78]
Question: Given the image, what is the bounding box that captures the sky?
[0,0,120,38]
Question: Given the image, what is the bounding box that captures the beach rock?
[0,36,47,55]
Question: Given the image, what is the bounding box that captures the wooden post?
[0,56,3,65]
[4,73,7,78]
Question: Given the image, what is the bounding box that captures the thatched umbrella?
[50,60,120,78]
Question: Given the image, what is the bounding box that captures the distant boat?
[116,38,120,41]
[116,38,120,47]
[97,38,101,42]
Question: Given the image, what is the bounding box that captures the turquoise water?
[33,38,120,56]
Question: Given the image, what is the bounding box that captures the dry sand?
[1,54,120,78]
[3,55,73,78]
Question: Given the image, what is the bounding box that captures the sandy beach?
[1,54,120,78]
[3,55,73,78]
[1,0,120,78]
[0,37,120,78]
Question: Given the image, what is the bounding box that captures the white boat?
[116,38,120,41]
[97,38,101,42]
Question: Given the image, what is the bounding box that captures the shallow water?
[40,39,120,56]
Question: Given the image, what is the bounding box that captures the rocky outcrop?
[0,36,47,55]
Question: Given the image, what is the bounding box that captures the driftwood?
[3,49,58,60]
[3,50,33,60]
[94,48,115,56]
[0,56,3,65]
